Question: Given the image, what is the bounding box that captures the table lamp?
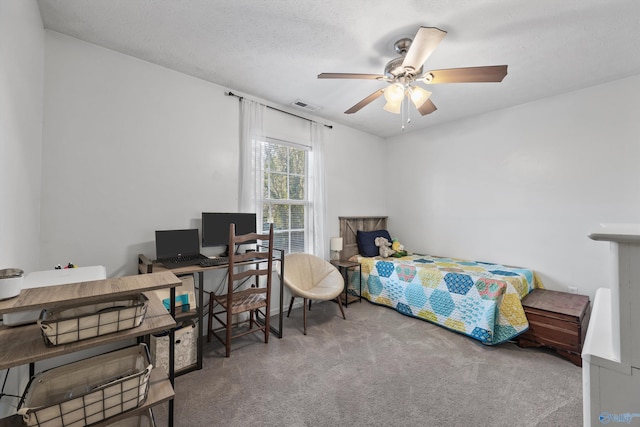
[330,237,343,261]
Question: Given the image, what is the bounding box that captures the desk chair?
[281,253,346,335]
[207,223,274,357]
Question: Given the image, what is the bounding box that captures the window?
[239,99,325,256]
[260,139,309,253]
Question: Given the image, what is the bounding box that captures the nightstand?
[330,260,362,307]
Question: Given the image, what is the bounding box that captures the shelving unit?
[0,271,181,427]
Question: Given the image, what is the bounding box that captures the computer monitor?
[201,212,258,248]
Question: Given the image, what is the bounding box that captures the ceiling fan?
[318,26,508,118]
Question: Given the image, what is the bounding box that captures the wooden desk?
[138,251,285,368]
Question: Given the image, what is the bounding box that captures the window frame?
[260,137,311,254]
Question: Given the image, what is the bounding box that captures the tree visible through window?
[261,140,308,253]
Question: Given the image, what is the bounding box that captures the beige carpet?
[154,299,583,426]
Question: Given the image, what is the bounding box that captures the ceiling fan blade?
[425,65,508,83]
[417,98,437,116]
[318,73,384,80]
[402,27,447,72]
[345,89,384,114]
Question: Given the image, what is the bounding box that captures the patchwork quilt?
[349,254,542,345]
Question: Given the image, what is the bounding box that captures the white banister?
[583,224,640,426]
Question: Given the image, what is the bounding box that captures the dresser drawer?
[521,311,583,353]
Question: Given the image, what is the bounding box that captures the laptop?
[155,229,208,269]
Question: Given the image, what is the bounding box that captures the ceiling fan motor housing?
[385,37,423,80]
[384,57,423,80]
[394,38,412,55]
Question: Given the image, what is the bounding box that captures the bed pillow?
[357,229,393,257]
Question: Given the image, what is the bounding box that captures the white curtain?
[239,98,326,256]
[309,122,326,257]
[238,99,265,220]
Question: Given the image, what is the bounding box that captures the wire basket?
[38,294,149,346]
[18,344,152,427]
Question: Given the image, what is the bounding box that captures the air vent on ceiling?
[290,100,321,112]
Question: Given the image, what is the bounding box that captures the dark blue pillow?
[357,229,393,257]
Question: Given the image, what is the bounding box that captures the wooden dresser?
[517,288,590,366]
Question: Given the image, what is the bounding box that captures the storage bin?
[18,344,152,427]
[152,275,195,313]
[38,294,148,346]
[150,321,198,375]
[108,409,155,427]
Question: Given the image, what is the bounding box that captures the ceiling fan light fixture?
[408,86,432,109]
[383,83,405,103]
[383,100,402,114]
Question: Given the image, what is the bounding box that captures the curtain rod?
[225,91,333,129]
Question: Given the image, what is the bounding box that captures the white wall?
[385,74,640,300]
[42,31,235,276]
[0,0,44,416]
[0,0,43,272]
[41,31,386,278]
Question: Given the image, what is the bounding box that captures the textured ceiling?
[37,0,640,138]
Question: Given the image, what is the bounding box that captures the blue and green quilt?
[349,254,543,345]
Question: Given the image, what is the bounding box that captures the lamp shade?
[408,86,431,109]
[383,100,402,114]
[383,83,405,103]
[330,237,343,251]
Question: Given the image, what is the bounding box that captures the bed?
[339,216,542,345]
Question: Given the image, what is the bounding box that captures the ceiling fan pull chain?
[401,97,406,131]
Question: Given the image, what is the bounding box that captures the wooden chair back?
[226,222,274,297]
[208,222,275,357]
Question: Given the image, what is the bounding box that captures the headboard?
[339,216,388,260]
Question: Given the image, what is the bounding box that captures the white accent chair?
[281,253,346,335]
